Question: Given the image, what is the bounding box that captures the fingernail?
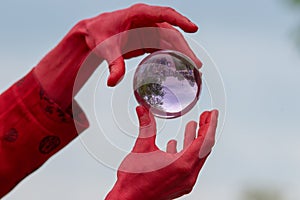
[136,106,151,126]
[213,110,219,119]
[107,73,124,87]
[197,60,203,68]
[199,71,203,78]
[136,105,146,114]
[209,110,218,122]
[187,18,195,25]
[191,22,198,30]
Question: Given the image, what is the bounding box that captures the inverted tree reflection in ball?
[133,50,201,119]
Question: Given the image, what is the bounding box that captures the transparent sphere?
[133,50,202,119]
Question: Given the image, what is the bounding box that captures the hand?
[81,3,202,86]
[105,106,218,200]
[34,4,202,109]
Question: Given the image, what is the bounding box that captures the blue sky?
[1,0,300,199]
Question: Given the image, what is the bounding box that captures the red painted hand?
[106,106,218,200]
[34,4,201,109]
[81,3,202,86]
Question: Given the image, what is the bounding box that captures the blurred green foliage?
[296,28,300,47]
[241,188,283,200]
[290,0,300,48]
[291,0,300,5]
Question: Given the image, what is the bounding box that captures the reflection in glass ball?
[133,50,202,119]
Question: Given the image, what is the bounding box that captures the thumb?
[132,105,158,153]
[107,56,125,87]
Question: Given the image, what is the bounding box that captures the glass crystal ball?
[133,50,202,119]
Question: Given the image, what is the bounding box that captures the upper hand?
[80,3,202,86]
[105,106,218,200]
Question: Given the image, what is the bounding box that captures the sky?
[1,0,300,200]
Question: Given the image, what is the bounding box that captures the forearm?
[34,20,103,110]
[0,20,103,198]
[0,70,89,198]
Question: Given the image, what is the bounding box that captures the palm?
[108,106,218,200]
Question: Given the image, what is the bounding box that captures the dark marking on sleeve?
[3,128,18,142]
[39,135,61,154]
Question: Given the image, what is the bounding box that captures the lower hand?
[106,106,218,200]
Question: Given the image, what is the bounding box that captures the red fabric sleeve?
[0,70,89,198]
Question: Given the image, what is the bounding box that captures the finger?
[123,49,146,60]
[92,33,126,87]
[183,121,197,149]
[107,56,125,87]
[174,38,202,68]
[198,111,211,135]
[198,110,218,158]
[122,25,161,59]
[166,139,177,154]
[132,105,158,153]
[159,23,202,68]
[123,48,159,59]
[131,4,198,33]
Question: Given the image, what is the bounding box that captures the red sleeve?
[0,69,89,198]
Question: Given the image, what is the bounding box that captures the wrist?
[34,21,103,110]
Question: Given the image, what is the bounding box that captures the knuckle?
[164,6,175,12]
[131,3,147,10]
[187,176,197,188]
[168,29,182,40]
[158,6,175,19]
[185,186,193,194]
[178,185,193,196]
